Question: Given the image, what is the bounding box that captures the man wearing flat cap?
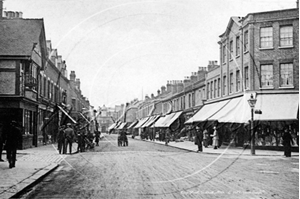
[64,123,75,154]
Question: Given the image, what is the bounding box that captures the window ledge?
[279,46,294,49]
[259,87,274,90]
[243,51,249,54]
[259,47,274,50]
[279,86,294,89]
[229,59,233,62]
[236,55,240,59]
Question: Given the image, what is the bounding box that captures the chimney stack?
[70,71,76,81]
[184,76,191,87]
[157,89,161,96]
[190,72,198,83]
[177,80,184,92]
[172,81,178,94]
[166,81,172,92]
[161,86,166,94]
[75,78,81,90]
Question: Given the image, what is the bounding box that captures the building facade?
[0,11,92,149]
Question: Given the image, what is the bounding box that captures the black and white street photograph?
[0,0,299,198]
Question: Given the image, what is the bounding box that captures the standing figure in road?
[57,125,65,154]
[95,130,100,146]
[76,131,85,152]
[0,122,5,162]
[203,128,209,148]
[282,128,293,157]
[64,123,75,154]
[211,126,219,149]
[3,120,22,168]
[194,126,203,152]
[165,128,170,146]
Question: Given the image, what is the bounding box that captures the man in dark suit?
[3,120,22,168]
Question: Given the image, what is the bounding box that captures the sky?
[4,0,297,108]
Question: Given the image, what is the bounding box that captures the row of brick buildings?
[0,4,92,149]
[111,7,299,148]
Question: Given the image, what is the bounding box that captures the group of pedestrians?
[194,126,220,152]
[57,123,101,154]
[0,120,22,168]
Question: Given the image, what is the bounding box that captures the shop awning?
[108,123,117,130]
[141,115,160,128]
[116,122,127,130]
[163,111,182,127]
[58,106,77,124]
[134,117,150,129]
[127,121,138,129]
[255,93,299,121]
[153,113,175,127]
[216,94,252,123]
[151,116,166,128]
[185,100,230,124]
[210,93,298,123]
[209,97,244,122]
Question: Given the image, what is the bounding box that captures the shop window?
[261,64,274,88]
[24,110,33,135]
[260,27,273,48]
[280,63,293,87]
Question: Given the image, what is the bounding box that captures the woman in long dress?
[211,126,219,149]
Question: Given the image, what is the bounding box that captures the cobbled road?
[24,134,298,199]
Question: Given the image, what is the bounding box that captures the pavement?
[133,135,300,157]
[0,134,298,199]
[0,143,78,199]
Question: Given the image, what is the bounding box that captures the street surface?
[22,134,298,199]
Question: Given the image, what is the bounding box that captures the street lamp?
[248,93,257,155]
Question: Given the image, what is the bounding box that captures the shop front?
[185,93,299,149]
[0,98,38,149]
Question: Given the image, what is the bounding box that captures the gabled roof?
[219,16,241,38]
[0,18,46,57]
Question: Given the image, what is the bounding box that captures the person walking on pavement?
[282,128,293,157]
[64,123,75,154]
[0,122,5,162]
[57,125,65,154]
[165,128,170,146]
[211,126,219,149]
[203,128,209,148]
[3,120,22,168]
[194,126,203,152]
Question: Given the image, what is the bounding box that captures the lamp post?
[248,94,257,155]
